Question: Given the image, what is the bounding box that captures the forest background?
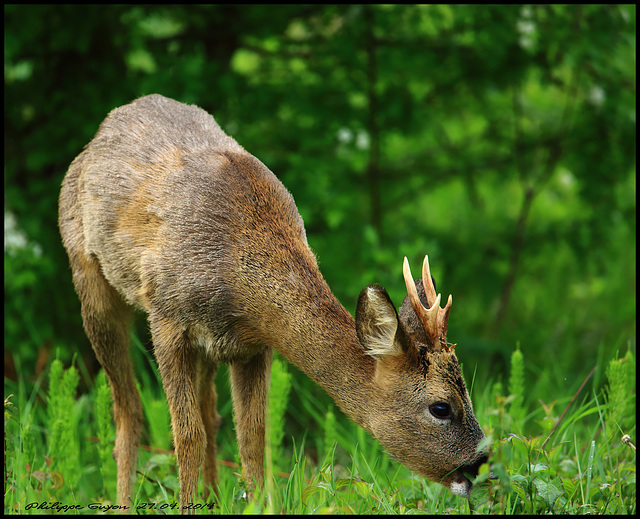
[4,4,636,512]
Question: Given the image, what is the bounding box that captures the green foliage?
[46,359,80,481]
[143,393,171,452]
[22,423,37,469]
[322,407,337,456]
[508,344,526,432]
[4,4,635,389]
[94,370,115,497]
[4,210,57,368]
[604,346,636,436]
[267,356,293,472]
[5,353,638,514]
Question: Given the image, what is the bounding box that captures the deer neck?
[243,268,377,430]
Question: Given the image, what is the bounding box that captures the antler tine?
[421,255,438,307]
[403,257,425,323]
[403,257,440,342]
[438,294,452,346]
[422,256,454,345]
[404,256,455,350]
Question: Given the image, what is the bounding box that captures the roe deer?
[59,94,488,511]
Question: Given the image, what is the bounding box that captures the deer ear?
[356,285,401,357]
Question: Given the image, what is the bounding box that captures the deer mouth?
[448,453,489,498]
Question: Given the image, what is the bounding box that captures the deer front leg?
[151,317,206,514]
[230,349,273,492]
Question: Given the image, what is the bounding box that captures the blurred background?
[4,5,635,431]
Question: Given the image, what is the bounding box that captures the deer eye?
[429,402,451,420]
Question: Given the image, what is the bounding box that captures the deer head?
[355,256,487,497]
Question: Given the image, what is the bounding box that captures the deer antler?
[403,256,453,350]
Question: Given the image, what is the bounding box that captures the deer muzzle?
[448,452,489,498]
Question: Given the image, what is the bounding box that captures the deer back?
[61,95,335,362]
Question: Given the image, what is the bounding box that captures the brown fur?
[58,95,488,511]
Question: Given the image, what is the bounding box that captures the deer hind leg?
[150,317,206,512]
[72,253,142,507]
[230,349,273,492]
[198,356,221,501]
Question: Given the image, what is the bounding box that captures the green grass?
[4,343,636,514]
